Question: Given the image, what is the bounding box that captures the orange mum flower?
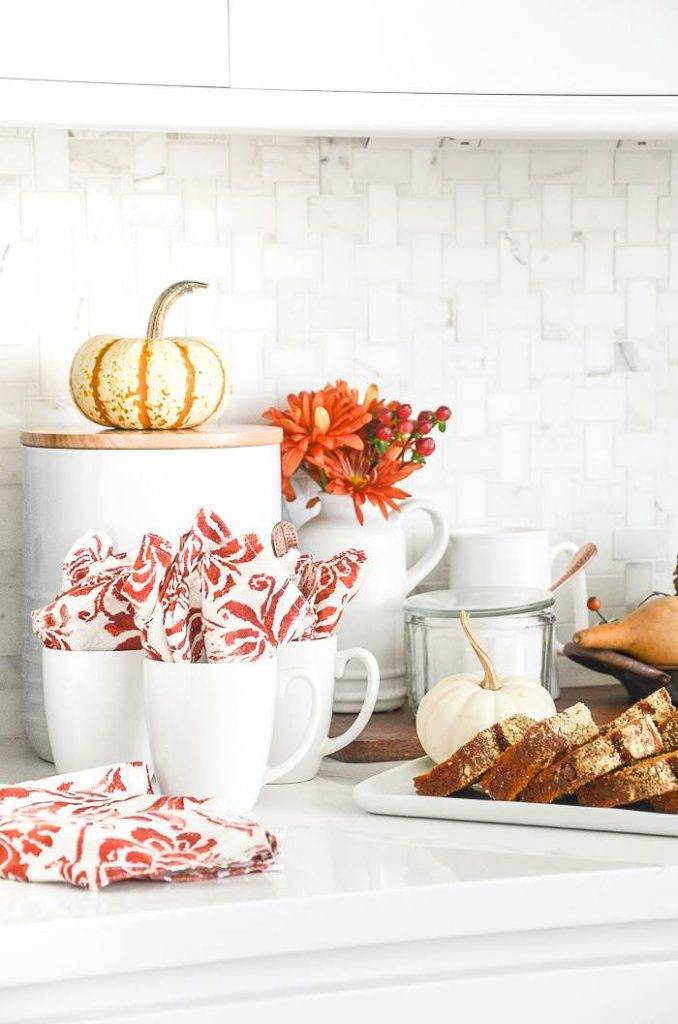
[263,381,374,500]
[323,450,420,525]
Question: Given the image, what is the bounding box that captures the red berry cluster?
[369,401,452,465]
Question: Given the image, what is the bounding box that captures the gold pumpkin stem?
[459,610,501,691]
[146,280,208,340]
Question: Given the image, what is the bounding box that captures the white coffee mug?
[144,656,320,811]
[271,636,380,783]
[448,527,589,636]
[43,648,150,773]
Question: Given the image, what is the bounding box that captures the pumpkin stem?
[146,281,208,340]
[459,610,501,691]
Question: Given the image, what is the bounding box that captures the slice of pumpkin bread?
[522,714,662,804]
[578,750,678,808]
[414,714,535,797]
[481,703,598,802]
[602,687,674,735]
[651,790,678,813]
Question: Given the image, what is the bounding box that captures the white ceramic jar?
[22,423,282,761]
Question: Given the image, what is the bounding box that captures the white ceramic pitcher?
[448,527,589,641]
[299,493,448,711]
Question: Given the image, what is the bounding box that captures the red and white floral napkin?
[0,762,278,891]
[31,530,140,652]
[121,532,174,661]
[122,510,312,663]
[123,510,235,662]
[270,521,367,641]
[201,534,313,661]
[31,512,365,662]
[161,509,233,662]
[300,548,367,640]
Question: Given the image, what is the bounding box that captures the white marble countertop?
[2,737,678,992]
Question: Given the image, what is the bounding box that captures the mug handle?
[264,669,321,784]
[322,648,380,757]
[549,540,589,652]
[400,498,449,594]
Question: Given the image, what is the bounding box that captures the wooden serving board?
[328,684,631,763]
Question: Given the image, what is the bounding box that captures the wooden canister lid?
[20,423,282,450]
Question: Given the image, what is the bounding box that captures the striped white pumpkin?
[70,282,228,430]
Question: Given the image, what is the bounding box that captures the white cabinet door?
[0,0,229,87]
[230,0,678,94]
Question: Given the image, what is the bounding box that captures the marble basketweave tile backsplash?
[0,128,677,734]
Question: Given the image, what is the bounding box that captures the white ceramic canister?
[22,423,282,761]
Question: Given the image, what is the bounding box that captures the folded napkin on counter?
[201,532,313,661]
[31,530,140,652]
[0,762,278,891]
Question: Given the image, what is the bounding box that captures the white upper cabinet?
[229,0,678,95]
[0,0,229,87]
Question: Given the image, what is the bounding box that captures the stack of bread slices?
[414,687,678,811]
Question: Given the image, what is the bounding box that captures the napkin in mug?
[122,532,174,661]
[31,530,140,652]
[162,509,233,662]
[123,509,235,663]
[201,533,312,661]
[301,548,367,640]
[0,762,278,891]
[61,528,130,588]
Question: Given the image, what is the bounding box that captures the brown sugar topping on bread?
[522,714,662,804]
[481,703,598,802]
[414,714,535,797]
[660,710,678,752]
[577,749,678,808]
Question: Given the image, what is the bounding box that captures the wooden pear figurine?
[572,595,678,667]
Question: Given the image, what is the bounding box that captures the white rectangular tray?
[353,757,678,838]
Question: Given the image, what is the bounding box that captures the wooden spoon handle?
[271,520,299,558]
[549,542,597,594]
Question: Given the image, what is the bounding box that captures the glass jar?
[405,587,556,712]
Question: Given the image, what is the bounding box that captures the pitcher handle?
[322,648,380,757]
[400,498,448,594]
[264,669,321,784]
[549,540,589,651]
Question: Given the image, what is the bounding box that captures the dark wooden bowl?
[562,643,678,702]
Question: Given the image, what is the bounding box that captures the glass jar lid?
[404,586,555,619]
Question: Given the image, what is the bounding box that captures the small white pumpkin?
[70,281,228,430]
[416,611,557,763]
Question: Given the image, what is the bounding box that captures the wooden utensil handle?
[549,542,597,594]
